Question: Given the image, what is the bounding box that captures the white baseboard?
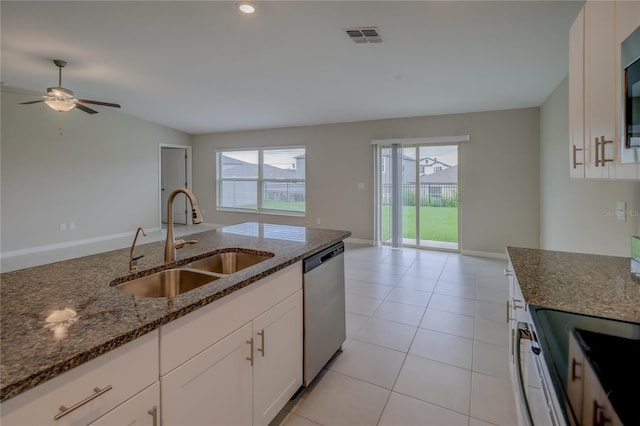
[1,227,162,259]
[460,250,506,260]
[344,237,374,246]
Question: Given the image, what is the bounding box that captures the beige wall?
[193,108,540,254]
[540,76,640,257]
[1,87,191,252]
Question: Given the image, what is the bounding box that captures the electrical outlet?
[316,217,322,225]
[59,223,66,232]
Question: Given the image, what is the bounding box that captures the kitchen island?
[0,222,350,404]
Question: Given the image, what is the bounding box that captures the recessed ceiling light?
[237,1,256,14]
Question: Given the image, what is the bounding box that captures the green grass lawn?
[239,201,305,212]
[382,206,458,243]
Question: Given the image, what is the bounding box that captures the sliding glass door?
[376,143,459,251]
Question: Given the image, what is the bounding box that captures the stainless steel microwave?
[621,25,640,163]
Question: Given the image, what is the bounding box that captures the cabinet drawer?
[90,382,159,426]
[160,262,302,375]
[1,331,158,426]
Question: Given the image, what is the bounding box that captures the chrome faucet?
[165,188,203,263]
[129,227,146,272]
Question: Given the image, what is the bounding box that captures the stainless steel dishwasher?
[302,241,346,386]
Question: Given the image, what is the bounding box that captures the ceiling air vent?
[345,27,382,44]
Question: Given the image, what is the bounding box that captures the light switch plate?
[616,201,626,222]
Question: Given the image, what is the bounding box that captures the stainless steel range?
[516,306,640,425]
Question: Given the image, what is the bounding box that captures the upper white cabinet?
[569,0,640,180]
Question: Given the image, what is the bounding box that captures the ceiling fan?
[19,59,121,114]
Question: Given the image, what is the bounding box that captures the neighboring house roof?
[420,157,452,168]
[382,153,415,161]
[419,165,458,184]
[224,163,296,179]
[221,154,298,179]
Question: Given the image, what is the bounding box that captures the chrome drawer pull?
[573,145,583,168]
[246,338,254,366]
[148,406,158,426]
[54,385,113,420]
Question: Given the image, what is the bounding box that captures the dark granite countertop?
[0,223,350,402]
[506,247,640,323]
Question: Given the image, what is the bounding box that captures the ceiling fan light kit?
[19,59,121,114]
[44,99,75,112]
[237,1,256,14]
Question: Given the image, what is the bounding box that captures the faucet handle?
[175,239,198,249]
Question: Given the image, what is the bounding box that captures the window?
[217,147,306,215]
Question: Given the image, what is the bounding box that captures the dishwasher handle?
[303,242,345,273]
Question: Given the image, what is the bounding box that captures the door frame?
[159,143,193,228]
[373,135,468,252]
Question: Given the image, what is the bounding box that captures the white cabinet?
[569,0,639,180]
[90,383,160,426]
[161,323,254,426]
[570,7,586,178]
[161,291,303,426]
[252,291,303,426]
[160,263,304,426]
[1,331,158,426]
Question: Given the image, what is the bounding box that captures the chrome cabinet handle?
[595,137,601,166]
[573,145,583,168]
[600,136,614,165]
[570,358,582,381]
[503,268,513,277]
[148,406,158,426]
[512,298,525,310]
[54,385,113,420]
[246,338,254,366]
[257,330,265,357]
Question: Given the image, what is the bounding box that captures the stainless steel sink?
[114,268,219,298]
[189,250,273,275]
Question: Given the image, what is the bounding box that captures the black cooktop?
[573,329,640,426]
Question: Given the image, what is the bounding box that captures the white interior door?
[161,147,187,224]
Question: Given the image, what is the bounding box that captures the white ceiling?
[1,1,584,135]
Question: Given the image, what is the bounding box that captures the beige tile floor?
[272,244,518,426]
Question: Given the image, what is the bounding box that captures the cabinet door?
[90,383,159,426]
[584,1,616,178]
[161,323,253,426]
[252,290,303,426]
[570,7,586,178]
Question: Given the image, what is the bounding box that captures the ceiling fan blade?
[75,103,98,114]
[19,100,46,105]
[77,99,121,108]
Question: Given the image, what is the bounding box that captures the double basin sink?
[111,250,274,298]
